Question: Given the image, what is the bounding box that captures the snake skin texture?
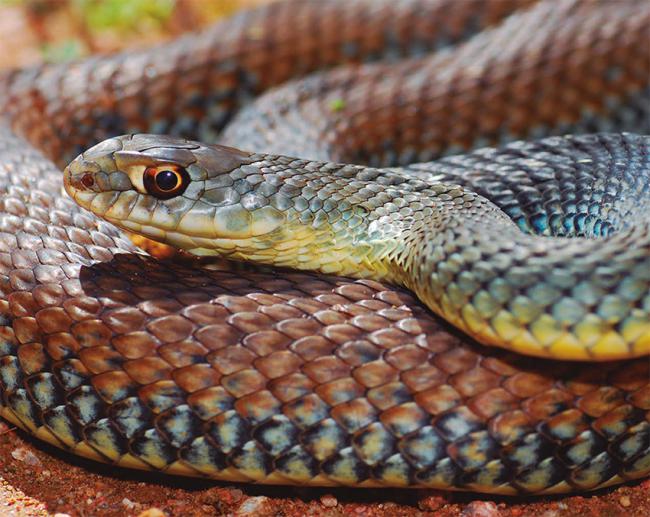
[0,0,649,495]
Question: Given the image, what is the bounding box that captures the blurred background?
[0,0,272,70]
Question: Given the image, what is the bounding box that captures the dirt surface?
[0,1,648,516]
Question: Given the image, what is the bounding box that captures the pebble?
[619,495,631,507]
[122,498,136,510]
[320,494,338,507]
[236,496,272,516]
[418,493,447,511]
[230,488,244,500]
[11,447,42,466]
[461,501,500,517]
[137,508,166,517]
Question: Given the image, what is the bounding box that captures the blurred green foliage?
[0,0,248,65]
[41,39,84,62]
[73,0,175,31]
[0,0,176,30]
[3,0,177,63]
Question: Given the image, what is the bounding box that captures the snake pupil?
[143,165,189,199]
[156,170,179,191]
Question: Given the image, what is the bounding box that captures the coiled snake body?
[0,0,649,495]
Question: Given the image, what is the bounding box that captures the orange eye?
[143,165,189,199]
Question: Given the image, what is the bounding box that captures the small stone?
[123,498,136,509]
[320,494,338,508]
[418,493,447,511]
[461,500,500,517]
[236,496,271,516]
[619,495,631,507]
[229,488,244,502]
[137,509,166,517]
[11,447,41,466]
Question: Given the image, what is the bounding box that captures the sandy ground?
[0,2,648,516]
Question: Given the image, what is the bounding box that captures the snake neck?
[167,155,510,291]
[218,204,405,282]
[176,164,429,284]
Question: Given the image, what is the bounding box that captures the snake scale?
[0,0,649,495]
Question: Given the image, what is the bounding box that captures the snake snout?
[62,155,105,213]
[64,142,132,215]
[64,157,96,190]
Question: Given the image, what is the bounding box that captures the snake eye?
[143,165,189,199]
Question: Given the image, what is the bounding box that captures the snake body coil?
[0,0,649,495]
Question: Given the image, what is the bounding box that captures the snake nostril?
[81,173,95,188]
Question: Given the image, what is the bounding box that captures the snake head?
[64,134,287,255]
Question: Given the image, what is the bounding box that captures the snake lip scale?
[1,0,650,495]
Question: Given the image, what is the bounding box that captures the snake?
[0,0,649,496]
